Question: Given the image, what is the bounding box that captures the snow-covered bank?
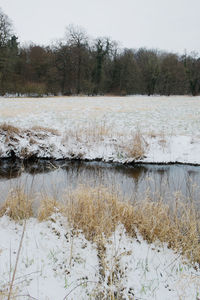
[143,134,200,164]
[0,96,200,164]
[0,124,200,165]
[0,214,199,300]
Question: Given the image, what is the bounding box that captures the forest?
[0,8,200,97]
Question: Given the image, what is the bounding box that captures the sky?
[0,0,200,54]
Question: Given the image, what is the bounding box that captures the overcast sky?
[1,0,200,54]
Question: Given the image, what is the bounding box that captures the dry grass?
[132,200,200,262]
[63,185,200,264]
[125,131,148,159]
[147,131,169,150]
[158,138,167,148]
[0,288,18,300]
[0,184,199,263]
[148,130,157,139]
[0,122,149,161]
[65,185,122,241]
[64,121,111,144]
[0,123,20,135]
[8,221,26,300]
[0,188,33,220]
[31,126,60,136]
[38,197,65,222]
[0,123,59,138]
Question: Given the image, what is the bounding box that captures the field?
[0,96,200,299]
[1,96,200,135]
[0,95,200,164]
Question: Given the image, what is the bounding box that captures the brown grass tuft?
[0,188,33,220]
[0,288,18,300]
[65,185,200,263]
[131,199,200,262]
[65,186,122,241]
[0,184,200,264]
[31,126,60,136]
[63,122,111,144]
[0,123,20,135]
[38,197,65,222]
[126,131,148,159]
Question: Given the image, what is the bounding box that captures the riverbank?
[0,123,200,165]
[0,185,200,299]
[1,96,200,299]
[1,215,199,300]
[1,96,200,165]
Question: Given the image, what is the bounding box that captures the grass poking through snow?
[0,184,200,299]
[38,196,65,222]
[125,130,148,160]
[0,188,33,220]
[64,185,200,264]
[0,184,199,264]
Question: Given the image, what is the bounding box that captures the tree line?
[0,8,200,97]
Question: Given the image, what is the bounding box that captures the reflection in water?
[0,159,200,207]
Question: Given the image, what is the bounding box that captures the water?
[0,159,200,206]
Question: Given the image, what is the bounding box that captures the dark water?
[0,159,200,207]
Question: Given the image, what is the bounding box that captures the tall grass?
[0,122,149,161]
[0,184,199,263]
[38,196,65,221]
[125,131,148,160]
[0,188,33,220]
[63,121,111,144]
[65,185,121,241]
[0,123,20,135]
[64,185,200,264]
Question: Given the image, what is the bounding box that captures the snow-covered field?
[0,214,199,300]
[0,95,200,164]
[1,96,200,299]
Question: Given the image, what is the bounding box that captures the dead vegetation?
[0,184,200,300]
[0,122,149,160]
[125,131,148,159]
[39,185,200,264]
[1,184,199,263]
[0,123,61,159]
[0,123,59,138]
[132,199,200,262]
[0,188,33,220]
[31,126,60,136]
[63,121,111,144]
[65,185,121,241]
[0,123,20,135]
[38,197,65,221]
[0,288,18,300]
[63,185,200,263]
[148,130,168,149]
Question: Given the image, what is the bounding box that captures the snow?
[0,215,199,299]
[0,95,200,164]
[1,96,200,298]
[144,135,200,164]
[0,95,200,135]
[0,214,99,299]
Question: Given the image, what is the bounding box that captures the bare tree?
[64,24,89,94]
[157,53,187,95]
[65,24,88,48]
[0,8,12,47]
[183,52,200,96]
[92,37,114,94]
[135,48,160,96]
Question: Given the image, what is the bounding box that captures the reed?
[0,188,33,220]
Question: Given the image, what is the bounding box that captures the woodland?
[0,8,200,97]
